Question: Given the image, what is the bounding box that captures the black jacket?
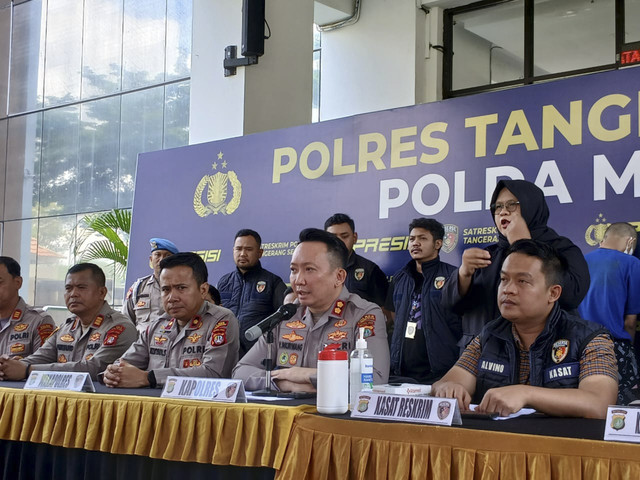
[442,179,591,348]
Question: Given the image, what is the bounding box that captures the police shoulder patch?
[551,339,569,364]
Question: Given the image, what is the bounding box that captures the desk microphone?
[244,303,298,341]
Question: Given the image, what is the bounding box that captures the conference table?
[0,382,639,479]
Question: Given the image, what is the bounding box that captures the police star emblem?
[551,339,569,363]
[193,151,242,217]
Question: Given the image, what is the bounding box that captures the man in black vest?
[432,239,618,419]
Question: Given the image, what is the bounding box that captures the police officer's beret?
[149,238,179,254]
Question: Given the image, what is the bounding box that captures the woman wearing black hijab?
[442,179,590,349]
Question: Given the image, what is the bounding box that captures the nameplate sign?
[161,377,246,403]
[350,392,461,426]
[24,371,95,393]
[604,405,640,443]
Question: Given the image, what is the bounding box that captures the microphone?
[245,303,298,341]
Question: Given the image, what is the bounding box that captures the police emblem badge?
[10,343,24,354]
[193,153,242,217]
[282,331,304,342]
[60,334,74,343]
[354,268,365,281]
[334,319,347,328]
[327,330,348,341]
[611,409,627,430]
[442,224,459,254]
[551,339,569,363]
[13,323,28,332]
[279,352,289,365]
[89,332,101,342]
[285,320,306,329]
[58,354,67,363]
[437,401,452,420]
[289,353,298,365]
[357,396,371,413]
[434,276,445,289]
[188,333,203,343]
[256,281,266,293]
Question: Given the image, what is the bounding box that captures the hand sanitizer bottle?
[350,327,373,410]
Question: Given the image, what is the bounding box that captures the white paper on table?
[470,404,536,420]
[246,392,297,402]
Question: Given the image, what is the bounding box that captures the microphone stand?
[253,328,278,397]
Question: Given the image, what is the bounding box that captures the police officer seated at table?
[432,240,618,419]
[233,228,390,393]
[104,252,239,388]
[0,263,137,381]
[122,237,179,335]
[0,256,55,359]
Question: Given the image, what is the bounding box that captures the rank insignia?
[92,315,104,328]
[327,330,347,341]
[85,354,94,360]
[183,358,202,368]
[551,339,569,364]
[188,333,202,343]
[136,300,147,308]
[289,353,298,365]
[103,325,125,346]
[10,343,25,354]
[212,333,226,346]
[11,310,22,320]
[354,268,365,281]
[434,276,445,289]
[38,325,55,343]
[164,319,176,330]
[189,316,203,330]
[60,334,75,343]
[256,281,266,293]
[334,319,347,328]
[282,331,304,342]
[285,320,306,329]
[13,323,28,332]
[58,354,67,363]
[90,332,101,342]
[154,336,168,345]
[279,352,289,365]
[332,300,345,317]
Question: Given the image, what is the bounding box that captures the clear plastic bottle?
[349,327,374,410]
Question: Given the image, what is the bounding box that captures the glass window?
[0,120,6,220]
[82,0,124,99]
[626,0,640,44]
[452,1,524,90]
[122,0,167,90]
[534,0,615,75]
[78,97,121,212]
[0,6,10,119]
[9,0,46,114]
[39,106,80,217]
[5,113,42,221]
[2,219,38,305]
[118,87,164,208]
[43,0,83,107]
[166,0,192,81]
[312,50,320,123]
[163,81,190,149]
[35,215,76,306]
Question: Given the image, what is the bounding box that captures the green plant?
[76,209,132,277]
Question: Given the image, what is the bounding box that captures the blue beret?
[149,238,179,254]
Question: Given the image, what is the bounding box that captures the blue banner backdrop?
[126,67,640,292]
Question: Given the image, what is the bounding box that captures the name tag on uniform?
[405,322,417,339]
[351,392,462,426]
[161,377,246,403]
[24,371,95,393]
[604,405,640,443]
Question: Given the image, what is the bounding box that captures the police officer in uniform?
[0,263,136,381]
[217,229,286,357]
[122,237,179,335]
[104,252,239,388]
[0,256,55,359]
[432,240,618,419]
[233,228,390,392]
[324,213,389,308]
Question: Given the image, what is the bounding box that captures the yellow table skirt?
[277,413,640,480]
[0,387,313,468]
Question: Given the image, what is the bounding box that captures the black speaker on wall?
[241,0,265,57]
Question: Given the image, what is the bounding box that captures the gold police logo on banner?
[584,214,609,246]
[193,152,242,217]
